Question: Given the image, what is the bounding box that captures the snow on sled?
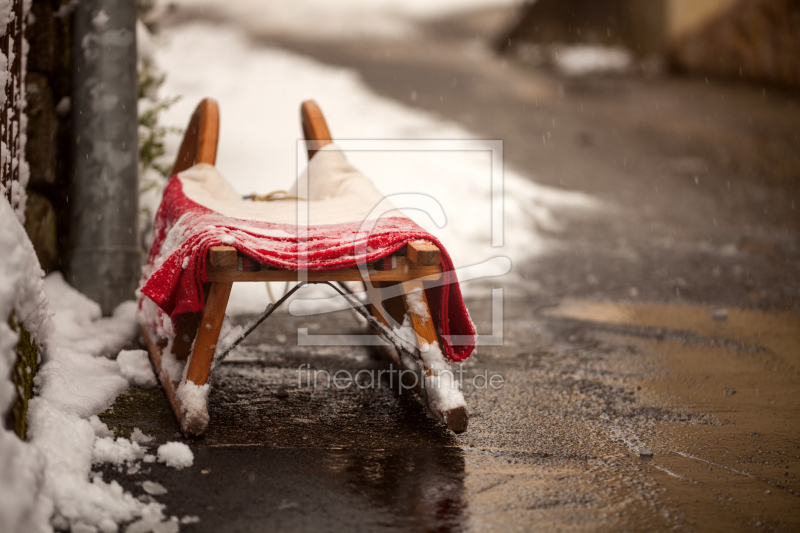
[137,98,476,436]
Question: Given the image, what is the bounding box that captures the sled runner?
[139,98,475,436]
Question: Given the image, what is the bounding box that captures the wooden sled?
[141,98,469,436]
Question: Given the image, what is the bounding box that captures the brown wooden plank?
[401,280,438,347]
[185,281,233,387]
[364,281,405,332]
[301,100,333,159]
[401,280,469,433]
[140,325,184,429]
[207,256,442,282]
[172,282,211,360]
[407,241,441,266]
[374,281,406,327]
[171,312,202,361]
[209,245,237,267]
[171,98,220,175]
[195,99,220,166]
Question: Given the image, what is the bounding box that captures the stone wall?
[498,0,666,58]
[25,0,72,273]
[669,0,800,91]
[499,0,800,91]
[0,0,27,217]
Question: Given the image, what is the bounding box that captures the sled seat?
[139,98,472,437]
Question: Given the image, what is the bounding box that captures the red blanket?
[139,176,476,362]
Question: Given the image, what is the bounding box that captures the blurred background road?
[96,1,799,530]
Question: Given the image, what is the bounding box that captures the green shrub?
[7,312,39,440]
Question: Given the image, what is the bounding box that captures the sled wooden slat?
[209,246,237,267]
[406,241,441,266]
[206,255,442,282]
[401,280,438,347]
[400,280,469,433]
[301,100,332,158]
[171,308,204,361]
[171,98,219,176]
[140,325,187,430]
[185,281,233,387]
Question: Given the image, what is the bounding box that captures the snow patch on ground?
[157,442,194,469]
[92,436,146,465]
[131,428,154,445]
[554,45,632,76]
[0,200,52,533]
[143,481,168,496]
[89,415,114,438]
[157,0,521,40]
[156,23,599,313]
[0,198,186,531]
[117,350,158,388]
[35,273,137,419]
[27,269,179,531]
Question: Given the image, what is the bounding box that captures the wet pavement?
[99,6,800,531]
[100,297,799,531]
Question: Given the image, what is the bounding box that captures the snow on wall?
[0,0,30,224]
[0,180,51,533]
[0,198,186,531]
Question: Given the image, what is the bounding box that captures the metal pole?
[68,0,141,315]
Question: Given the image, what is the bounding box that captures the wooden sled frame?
[141,98,469,436]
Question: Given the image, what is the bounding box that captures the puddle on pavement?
[99,355,471,531]
[545,300,800,530]
[462,452,645,532]
[99,445,467,532]
[100,310,473,531]
[548,300,800,368]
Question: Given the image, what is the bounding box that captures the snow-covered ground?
[0,200,194,532]
[156,0,521,40]
[517,43,634,76]
[554,45,632,76]
[154,22,599,314]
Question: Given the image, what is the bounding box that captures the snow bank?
[157,23,599,313]
[0,198,52,533]
[0,194,185,531]
[157,442,194,469]
[35,273,137,419]
[26,272,184,531]
[157,0,521,40]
